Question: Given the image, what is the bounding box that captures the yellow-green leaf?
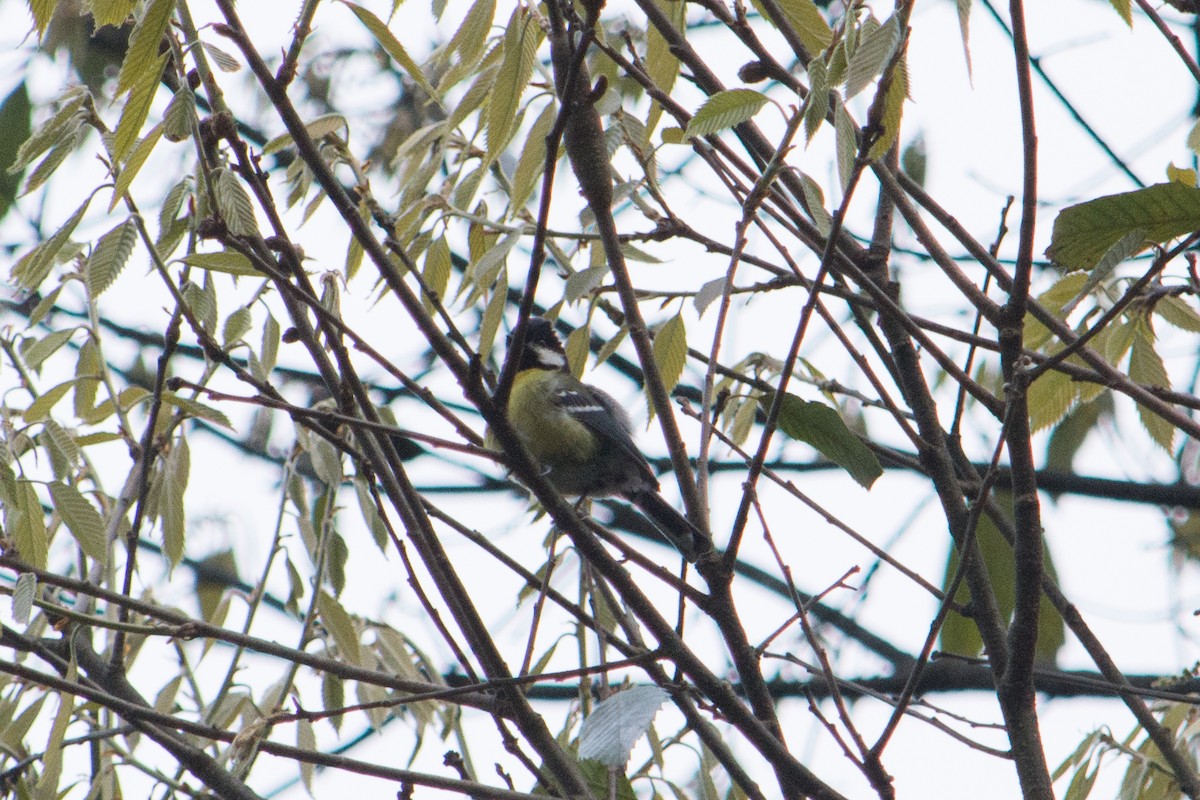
[685,89,771,140]
[49,482,108,562]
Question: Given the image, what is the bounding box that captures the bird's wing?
[551,384,655,477]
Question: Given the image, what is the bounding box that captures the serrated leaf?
[264,114,348,156]
[110,122,164,212]
[113,53,167,163]
[201,41,241,73]
[341,2,440,102]
[803,59,829,142]
[23,381,73,423]
[11,480,48,569]
[12,196,92,291]
[73,338,100,419]
[440,0,495,77]
[12,573,35,625]
[845,16,901,99]
[422,236,452,312]
[578,686,668,767]
[317,590,361,666]
[81,386,151,425]
[116,0,175,96]
[11,87,87,175]
[49,483,108,562]
[180,250,260,276]
[162,87,194,143]
[214,168,258,236]
[22,329,75,371]
[1047,182,1200,271]
[833,102,858,192]
[163,392,233,429]
[509,98,557,215]
[653,315,687,395]
[260,313,280,377]
[161,436,189,567]
[685,89,771,140]
[1129,323,1175,452]
[749,0,832,56]
[867,57,907,160]
[222,306,253,347]
[765,392,882,488]
[1155,295,1200,332]
[86,218,138,298]
[1027,367,1077,433]
[486,6,542,163]
[470,229,520,287]
[1060,229,1144,315]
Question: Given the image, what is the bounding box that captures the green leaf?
[11,480,48,570]
[441,0,495,71]
[214,168,258,236]
[23,381,73,423]
[653,314,687,395]
[341,2,440,102]
[263,113,348,155]
[10,86,88,176]
[508,98,557,215]
[845,16,901,99]
[0,83,32,221]
[222,306,253,347]
[940,492,1065,661]
[765,392,882,488]
[162,392,234,429]
[1155,295,1200,332]
[12,572,35,625]
[685,89,771,140]
[116,0,175,96]
[833,101,858,192]
[110,122,164,211]
[49,483,108,562]
[12,196,92,291]
[112,53,167,164]
[1047,182,1200,271]
[160,436,190,567]
[749,0,832,56]
[1129,321,1175,452]
[22,329,75,371]
[162,87,195,142]
[87,218,139,298]
[561,323,589,381]
[180,250,260,276]
[353,476,389,551]
[1027,366,1077,433]
[317,590,362,666]
[422,236,453,312]
[486,6,543,163]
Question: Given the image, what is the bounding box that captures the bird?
[500,317,711,562]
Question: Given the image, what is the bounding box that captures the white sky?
[3,0,1200,798]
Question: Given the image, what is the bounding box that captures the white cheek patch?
[532,343,567,369]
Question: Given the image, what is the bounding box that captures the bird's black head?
[514,317,568,371]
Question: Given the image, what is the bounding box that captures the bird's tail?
[626,490,713,563]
